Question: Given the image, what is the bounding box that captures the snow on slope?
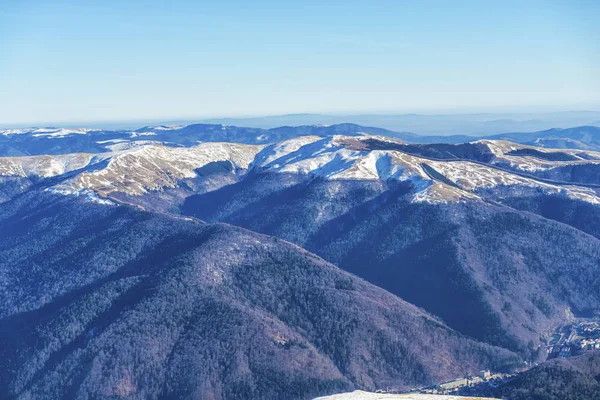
[250,136,491,203]
[479,139,600,172]
[0,127,99,137]
[1,134,599,205]
[314,391,498,400]
[428,158,600,204]
[57,142,264,196]
[253,136,416,181]
[251,135,323,167]
[249,136,600,204]
[0,153,97,177]
[137,124,183,132]
[100,139,163,152]
[45,187,115,206]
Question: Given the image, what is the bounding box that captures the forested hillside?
[0,192,520,400]
[183,177,600,356]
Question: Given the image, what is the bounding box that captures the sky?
[1,0,599,125]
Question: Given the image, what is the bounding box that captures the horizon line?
[2,109,600,130]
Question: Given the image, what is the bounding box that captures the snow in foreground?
[314,390,498,400]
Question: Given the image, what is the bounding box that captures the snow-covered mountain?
[55,142,262,197]
[0,127,100,137]
[2,134,600,207]
[0,152,97,178]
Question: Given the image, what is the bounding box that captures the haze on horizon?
[1,0,599,126]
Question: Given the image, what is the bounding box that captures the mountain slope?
[0,192,520,400]
[181,175,600,356]
[4,133,600,359]
[0,142,263,213]
[69,135,600,209]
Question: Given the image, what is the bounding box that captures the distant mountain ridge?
[3,123,600,158]
[198,111,600,135]
[0,123,417,156]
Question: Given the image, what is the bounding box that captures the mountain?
[182,177,600,354]
[7,134,600,207]
[0,191,520,399]
[0,141,264,210]
[0,152,98,203]
[172,137,600,355]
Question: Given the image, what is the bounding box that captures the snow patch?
[314,390,499,399]
[45,187,115,205]
[130,131,158,138]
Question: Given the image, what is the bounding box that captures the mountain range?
[198,111,600,136]
[2,122,600,399]
[3,123,600,158]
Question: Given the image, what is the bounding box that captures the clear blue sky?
[1,0,599,125]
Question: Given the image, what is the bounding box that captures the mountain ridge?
[3,134,600,209]
[3,123,600,158]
